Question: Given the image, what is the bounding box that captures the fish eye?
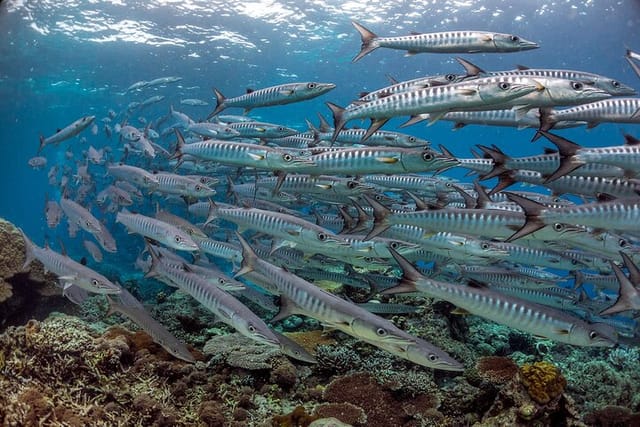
[318,232,327,241]
[589,331,598,339]
[390,241,399,249]
[619,238,628,247]
[248,324,256,333]
[499,82,510,90]
[422,152,434,161]
[307,83,317,89]
[86,220,92,227]
[445,73,456,81]
[195,184,202,191]
[612,80,621,88]
[91,279,99,286]
[481,243,490,250]
[283,154,293,162]
[347,180,358,189]
[428,353,439,361]
[553,223,564,231]
[376,328,387,336]
[571,81,583,90]
[408,136,416,142]
[510,35,519,42]
[174,236,183,243]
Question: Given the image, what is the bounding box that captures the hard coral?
[476,356,519,385]
[520,361,566,404]
[314,402,367,426]
[272,405,319,427]
[203,333,281,370]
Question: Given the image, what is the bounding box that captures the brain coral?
[520,361,567,404]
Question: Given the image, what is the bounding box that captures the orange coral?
[520,361,567,404]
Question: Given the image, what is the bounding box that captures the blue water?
[0,1,639,259]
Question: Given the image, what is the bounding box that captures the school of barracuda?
[23,21,640,370]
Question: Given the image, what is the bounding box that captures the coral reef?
[475,356,519,385]
[520,361,567,404]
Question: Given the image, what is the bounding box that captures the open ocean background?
[0,0,639,252]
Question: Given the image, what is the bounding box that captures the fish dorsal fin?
[543,147,558,154]
[385,73,399,85]
[245,88,254,94]
[596,192,617,202]
[466,279,488,288]
[624,134,640,146]
[516,64,530,70]
[455,57,486,76]
[271,295,300,323]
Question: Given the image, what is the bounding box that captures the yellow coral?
[519,361,567,404]
[284,330,337,355]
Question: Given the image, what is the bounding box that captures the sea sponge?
[520,361,567,404]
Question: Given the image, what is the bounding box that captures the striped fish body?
[107,164,160,190]
[573,144,640,174]
[186,122,240,139]
[235,235,463,371]
[191,235,243,265]
[298,147,457,175]
[208,82,336,117]
[421,109,585,130]
[256,175,373,197]
[357,74,470,103]
[153,172,216,198]
[20,229,120,294]
[39,115,96,151]
[548,98,640,129]
[363,174,461,195]
[116,211,198,251]
[541,198,640,232]
[387,249,616,347]
[146,250,280,347]
[60,198,102,235]
[227,121,298,139]
[179,139,315,171]
[317,128,431,148]
[341,76,540,122]
[496,69,637,96]
[491,241,587,271]
[507,169,637,198]
[351,21,538,62]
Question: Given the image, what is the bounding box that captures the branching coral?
[520,361,566,404]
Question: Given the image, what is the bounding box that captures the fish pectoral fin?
[451,307,471,315]
[315,184,333,190]
[247,153,265,161]
[375,156,399,164]
[552,327,570,336]
[279,89,295,96]
[456,88,478,96]
[481,34,493,42]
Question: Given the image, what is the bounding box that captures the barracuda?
[477,143,626,181]
[255,175,374,198]
[505,193,640,241]
[116,210,199,251]
[351,21,538,62]
[407,108,586,130]
[600,253,640,316]
[207,82,336,117]
[386,248,617,347]
[295,146,458,175]
[492,169,638,198]
[226,121,299,139]
[145,245,282,349]
[60,197,103,235]
[234,233,464,371]
[204,201,353,256]
[538,98,640,133]
[540,131,640,181]
[20,229,121,295]
[191,235,243,266]
[152,172,216,198]
[107,164,160,190]
[172,130,316,172]
[327,76,542,141]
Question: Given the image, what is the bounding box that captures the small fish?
[44,195,63,229]
[28,156,47,170]
[180,98,209,106]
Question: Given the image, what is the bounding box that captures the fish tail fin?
[600,261,636,316]
[351,21,379,62]
[233,232,256,277]
[504,192,547,241]
[363,194,391,240]
[383,247,420,294]
[203,198,218,227]
[169,129,185,168]
[572,270,585,289]
[38,135,45,153]
[539,131,584,182]
[144,240,163,279]
[19,228,36,270]
[207,88,226,119]
[325,102,347,144]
